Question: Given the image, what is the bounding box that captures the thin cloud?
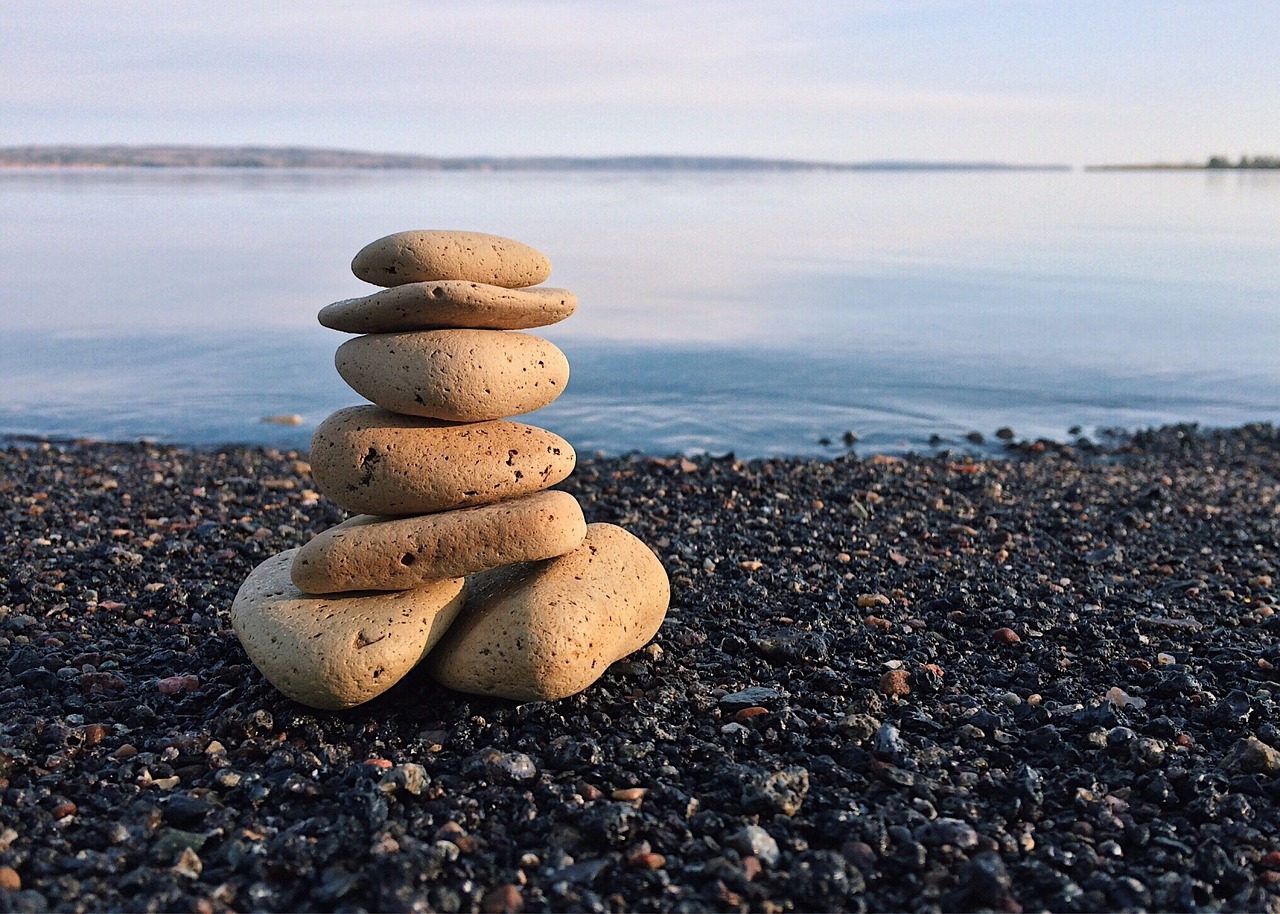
[1,0,1275,162]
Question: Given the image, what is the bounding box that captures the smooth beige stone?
[318,281,577,333]
[230,549,465,710]
[335,330,570,422]
[291,490,588,594]
[309,406,575,516]
[352,230,551,289]
[426,524,671,702]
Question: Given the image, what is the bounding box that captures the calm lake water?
[1,167,1277,457]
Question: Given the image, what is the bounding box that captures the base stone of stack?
[230,549,466,710]
[309,406,576,516]
[290,490,588,594]
[425,523,671,702]
[352,230,552,289]
[335,330,569,422]
[319,281,577,333]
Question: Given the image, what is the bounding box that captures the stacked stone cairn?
[231,231,670,710]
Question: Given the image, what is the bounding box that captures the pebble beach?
[2,424,1279,912]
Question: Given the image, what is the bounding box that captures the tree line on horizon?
[1207,154,1280,169]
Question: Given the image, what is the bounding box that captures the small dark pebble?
[159,795,212,826]
[1,425,1279,912]
[755,627,830,664]
[468,748,537,784]
[719,685,785,712]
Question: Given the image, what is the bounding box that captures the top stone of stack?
[352,230,552,289]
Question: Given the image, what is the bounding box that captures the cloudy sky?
[2,1,1276,165]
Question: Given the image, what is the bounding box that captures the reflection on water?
[1,168,1278,456]
[3,166,380,191]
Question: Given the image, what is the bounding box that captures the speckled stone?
[318,281,577,333]
[335,330,569,422]
[290,490,587,594]
[308,406,575,516]
[230,549,466,710]
[426,523,670,701]
[352,230,551,289]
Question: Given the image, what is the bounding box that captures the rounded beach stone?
[309,405,575,516]
[352,230,551,289]
[335,330,570,422]
[290,490,588,594]
[230,549,465,710]
[318,281,577,333]
[425,523,671,702]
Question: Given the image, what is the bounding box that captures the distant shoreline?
[1088,155,1280,172]
[1085,164,1280,172]
[6,145,1277,174]
[0,144,1070,172]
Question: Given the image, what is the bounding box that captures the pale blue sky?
[2,1,1276,164]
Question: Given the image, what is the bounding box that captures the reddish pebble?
[716,882,741,906]
[80,671,127,692]
[842,840,877,870]
[742,856,763,881]
[1261,851,1280,869]
[0,866,20,891]
[435,821,468,841]
[480,884,523,914]
[79,724,107,746]
[734,706,769,723]
[612,787,648,802]
[865,616,893,631]
[363,758,394,769]
[51,801,77,819]
[157,674,199,696]
[113,744,138,759]
[577,781,603,801]
[992,627,1022,645]
[880,669,911,697]
[1127,657,1152,672]
[625,842,665,870]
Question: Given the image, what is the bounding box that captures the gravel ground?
[1,424,1279,913]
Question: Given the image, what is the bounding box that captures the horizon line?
[0,143,1074,172]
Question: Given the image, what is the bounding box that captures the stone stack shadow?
[231,231,669,710]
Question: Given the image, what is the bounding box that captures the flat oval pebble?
[335,330,569,421]
[230,549,466,710]
[318,281,577,333]
[291,490,588,594]
[425,523,670,701]
[352,230,551,288]
[309,406,575,516]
